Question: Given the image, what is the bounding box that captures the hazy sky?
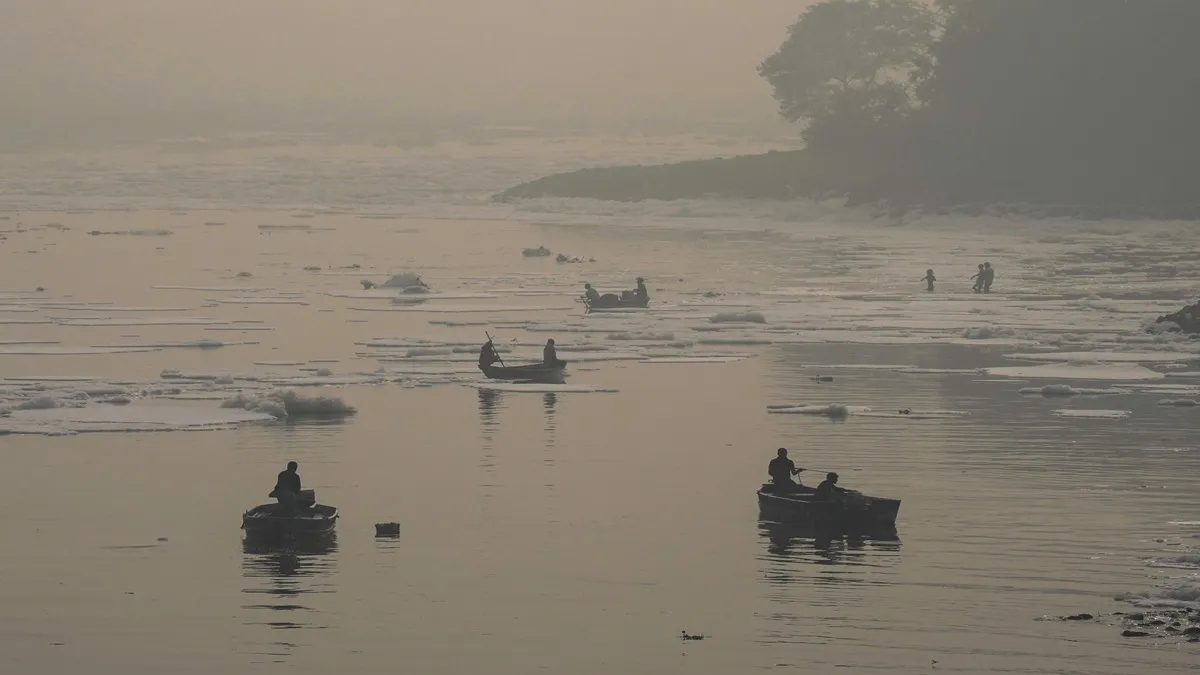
[1,0,811,129]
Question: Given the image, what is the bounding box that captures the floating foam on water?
[989,363,1164,381]
[0,345,162,355]
[1115,583,1200,609]
[962,325,1021,340]
[352,305,567,313]
[1052,409,1132,419]
[1147,553,1200,570]
[858,409,972,419]
[896,368,985,375]
[640,356,751,364]
[766,404,869,418]
[465,382,617,393]
[1,404,274,435]
[54,305,193,313]
[220,389,357,419]
[1018,384,1127,396]
[1005,350,1199,364]
[213,297,308,305]
[152,285,273,292]
[710,311,766,324]
[56,317,229,327]
[97,340,255,350]
[606,331,676,341]
[1159,399,1199,407]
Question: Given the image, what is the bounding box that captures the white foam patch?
[98,340,256,349]
[1147,554,1200,570]
[1018,384,1127,396]
[1115,583,1200,609]
[1,404,274,435]
[766,404,870,418]
[988,363,1164,381]
[351,305,569,313]
[220,390,357,419]
[465,382,618,393]
[1159,399,1199,407]
[324,291,499,300]
[213,297,308,305]
[640,356,751,364]
[1005,351,1199,364]
[152,285,273,292]
[710,311,766,324]
[1052,409,1132,419]
[54,306,193,312]
[857,409,972,420]
[0,345,161,355]
[56,317,229,327]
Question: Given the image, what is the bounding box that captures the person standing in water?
[982,262,995,293]
[921,269,936,291]
[970,264,985,292]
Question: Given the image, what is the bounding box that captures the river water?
[1,137,1198,674]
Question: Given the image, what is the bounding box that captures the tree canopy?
[760,0,1200,210]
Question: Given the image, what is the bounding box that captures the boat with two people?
[757,448,900,531]
[581,277,649,311]
[242,461,339,537]
[477,333,567,384]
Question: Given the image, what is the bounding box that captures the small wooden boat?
[242,492,339,536]
[757,483,900,529]
[479,362,566,383]
[582,293,649,311]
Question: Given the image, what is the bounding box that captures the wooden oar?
[484,331,507,368]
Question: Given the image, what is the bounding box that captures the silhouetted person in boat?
[814,472,847,501]
[479,341,501,369]
[768,448,802,491]
[921,269,936,292]
[584,283,601,303]
[634,277,648,300]
[970,264,985,292]
[271,461,302,515]
[981,262,995,293]
[543,338,563,367]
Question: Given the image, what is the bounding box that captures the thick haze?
[1,0,809,141]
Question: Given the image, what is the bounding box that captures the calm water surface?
[1,208,1198,674]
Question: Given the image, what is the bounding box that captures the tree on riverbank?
[499,0,1200,215]
[761,0,1200,209]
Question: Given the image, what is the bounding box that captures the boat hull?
[757,484,900,530]
[583,296,649,310]
[242,503,339,536]
[479,362,566,383]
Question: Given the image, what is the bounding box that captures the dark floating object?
[583,293,649,311]
[1062,613,1093,621]
[898,408,911,415]
[1122,630,1151,637]
[479,362,566,384]
[242,490,338,536]
[814,375,833,382]
[375,522,401,537]
[680,631,705,641]
[757,483,900,529]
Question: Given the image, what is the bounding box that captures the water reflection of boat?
[759,520,900,559]
[241,532,338,636]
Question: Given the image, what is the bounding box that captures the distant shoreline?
[495,149,1200,222]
